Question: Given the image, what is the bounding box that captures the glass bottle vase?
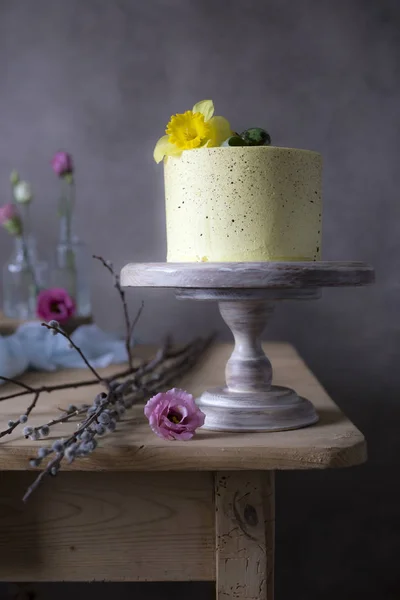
[53,215,91,317]
[2,236,42,319]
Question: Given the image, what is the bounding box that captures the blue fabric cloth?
[0,322,130,383]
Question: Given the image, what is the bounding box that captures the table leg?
[215,471,275,600]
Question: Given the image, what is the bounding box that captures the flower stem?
[57,177,77,298]
[19,234,40,295]
[21,203,31,237]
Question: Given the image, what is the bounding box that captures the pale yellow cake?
[164,146,322,262]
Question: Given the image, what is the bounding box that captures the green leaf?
[3,218,23,236]
[221,136,248,147]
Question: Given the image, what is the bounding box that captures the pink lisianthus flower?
[36,288,76,324]
[144,388,205,440]
[51,151,74,177]
[0,203,22,235]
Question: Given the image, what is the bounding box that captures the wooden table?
[0,343,365,598]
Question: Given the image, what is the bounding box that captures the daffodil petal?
[208,116,233,147]
[192,100,214,122]
[153,135,181,163]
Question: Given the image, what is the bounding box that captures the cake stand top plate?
[120,261,374,290]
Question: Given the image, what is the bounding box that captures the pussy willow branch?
[26,337,204,438]
[140,337,212,395]
[0,334,189,437]
[22,335,211,502]
[0,392,39,438]
[0,365,139,403]
[0,319,107,439]
[22,401,108,502]
[41,322,104,384]
[93,255,138,370]
[23,453,62,503]
[0,377,36,393]
[39,406,87,430]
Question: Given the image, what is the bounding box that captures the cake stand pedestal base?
[181,295,318,432]
[199,386,317,432]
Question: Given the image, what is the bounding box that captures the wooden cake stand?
[120,262,374,432]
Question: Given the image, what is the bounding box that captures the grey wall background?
[0,0,399,598]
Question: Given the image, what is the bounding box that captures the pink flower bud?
[0,203,22,235]
[51,151,74,177]
[0,203,18,224]
[144,388,205,440]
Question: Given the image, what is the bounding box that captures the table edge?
[1,431,367,472]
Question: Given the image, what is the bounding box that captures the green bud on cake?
[240,128,271,146]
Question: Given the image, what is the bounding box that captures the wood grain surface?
[0,471,214,582]
[215,471,274,599]
[0,343,366,471]
[120,261,374,289]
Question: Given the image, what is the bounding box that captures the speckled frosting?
[164,146,322,262]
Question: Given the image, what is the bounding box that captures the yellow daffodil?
[153,100,232,163]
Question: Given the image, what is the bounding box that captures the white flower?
[13,180,33,204]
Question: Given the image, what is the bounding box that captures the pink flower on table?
[0,203,22,235]
[144,388,205,440]
[36,288,76,324]
[51,151,74,176]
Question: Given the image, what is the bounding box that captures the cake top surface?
[167,145,322,162]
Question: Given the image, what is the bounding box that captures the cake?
[164,146,321,262]
[154,100,322,263]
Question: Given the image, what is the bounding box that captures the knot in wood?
[243,503,258,527]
